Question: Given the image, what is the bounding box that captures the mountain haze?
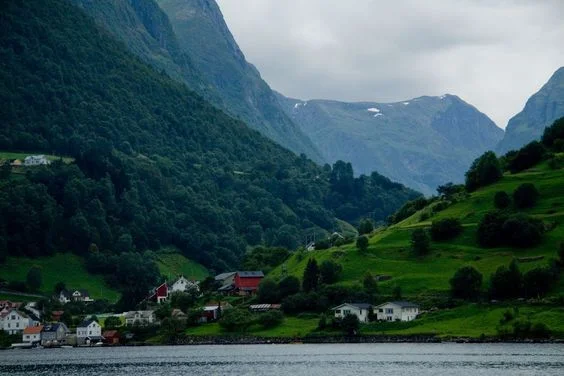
[276,93,504,195]
[497,67,564,154]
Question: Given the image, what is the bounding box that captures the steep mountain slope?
[276,93,504,195]
[497,67,564,154]
[0,0,418,273]
[139,0,322,162]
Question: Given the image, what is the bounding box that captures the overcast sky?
[216,0,564,128]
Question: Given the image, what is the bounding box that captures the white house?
[0,309,31,334]
[170,276,199,294]
[24,155,50,166]
[332,303,372,323]
[76,319,102,345]
[374,301,419,322]
[59,289,93,304]
[124,310,157,326]
[22,325,43,344]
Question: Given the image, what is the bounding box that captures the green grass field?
[155,249,209,281]
[270,163,564,297]
[0,254,120,302]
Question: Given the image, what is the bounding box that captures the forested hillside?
[0,0,418,279]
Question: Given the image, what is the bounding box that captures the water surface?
[0,343,562,375]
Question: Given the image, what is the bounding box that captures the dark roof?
[237,271,264,278]
[387,301,419,308]
[77,319,98,328]
[332,303,372,310]
[215,272,236,281]
[217,284,234,292]
[43,323,68,332]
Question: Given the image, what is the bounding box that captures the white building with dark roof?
[332,303,372,323]
[374,301,419,322]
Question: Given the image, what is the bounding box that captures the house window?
[378,309,383,313]
[11,315,15,320]
[16,323,19,328]
[386,316,392,321]
[385,308,393,314]
[89,331,92,335]
[335,310,341,314]
[343,310,351,315]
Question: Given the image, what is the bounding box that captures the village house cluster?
[332,301,420,323]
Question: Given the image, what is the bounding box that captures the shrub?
[314,239,331,250]
[219,309,254,332]
[340,314,360,335]
[302,258,320,292]
[501,215,544,248]
[465,151,502,192]
[513,183,539,209]
[356,236,369,254]
[541,116,564,148]
[358,219,374,235]
[278,276,301,299]
[257,310,284,328]
[411,229,430,256]
[506,141,545,173]
[319,260,342,285]
[430,218,463,241]
[489,260,523,299]
[493,191,511,209]
[258,279,280,303]
[477,211,507,247]
[450,266,482,300]
[523,267,557,298]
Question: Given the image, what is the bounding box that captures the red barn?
[234,271,264,296]
[103,330,120,345]
[148,282,169,304]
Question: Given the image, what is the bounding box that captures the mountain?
[497,67,564,154]
[276,93,504,195]
[70,0,323,162]
[0,0,418,275]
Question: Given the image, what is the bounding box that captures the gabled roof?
[77,319,99,328]
[332,303,372,311]
[23,325,43,335]
[236,271,264,278]
[43,323,68,333]
[215,272,236,281]
[376,301,419,309]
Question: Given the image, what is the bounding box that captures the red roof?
[23,325,43,335]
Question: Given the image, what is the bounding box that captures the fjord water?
[1,344,562,375]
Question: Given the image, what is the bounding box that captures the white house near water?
[374,301,419,322]
[76,319,102,345]
[332,303,372,323]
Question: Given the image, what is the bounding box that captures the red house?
[103,330,120,345]
[148,282,169,304]
[234,271,264,296]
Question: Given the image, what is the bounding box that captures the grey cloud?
[217,0,564,127]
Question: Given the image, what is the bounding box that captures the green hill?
[0,254,120,302]
[271,159,564,296]
[156,249,209,281]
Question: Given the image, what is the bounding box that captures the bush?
[523,267,557,298]
[493,191,511,209]
[506,141,545,173]
[450,266,482,300]
[489,260,523,299]
[477,211,507,247]
[219,309,254,332]
[104,316,122,329]
[465,151,502,192]
[513,183,539,209]
[358,219,374,235]
[501,215,544,248]
[319,260,342,285]
[356,236,369,254]
[340,314,360,335]
[302,258,320,292]
[411,229,430,256]
[430,218,463,241]
[257,310,284,328]
[541,116,564,148]
[281,292,327,314]
[278,276,301,299]
[258,279,280,303]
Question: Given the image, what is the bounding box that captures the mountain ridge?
[496,66,564,154]
[276,92,504,195]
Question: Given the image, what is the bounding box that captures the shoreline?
[166,334,564,346]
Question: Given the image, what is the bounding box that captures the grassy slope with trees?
[182,119,564,340]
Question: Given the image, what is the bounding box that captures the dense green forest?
[0,0,418,285]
